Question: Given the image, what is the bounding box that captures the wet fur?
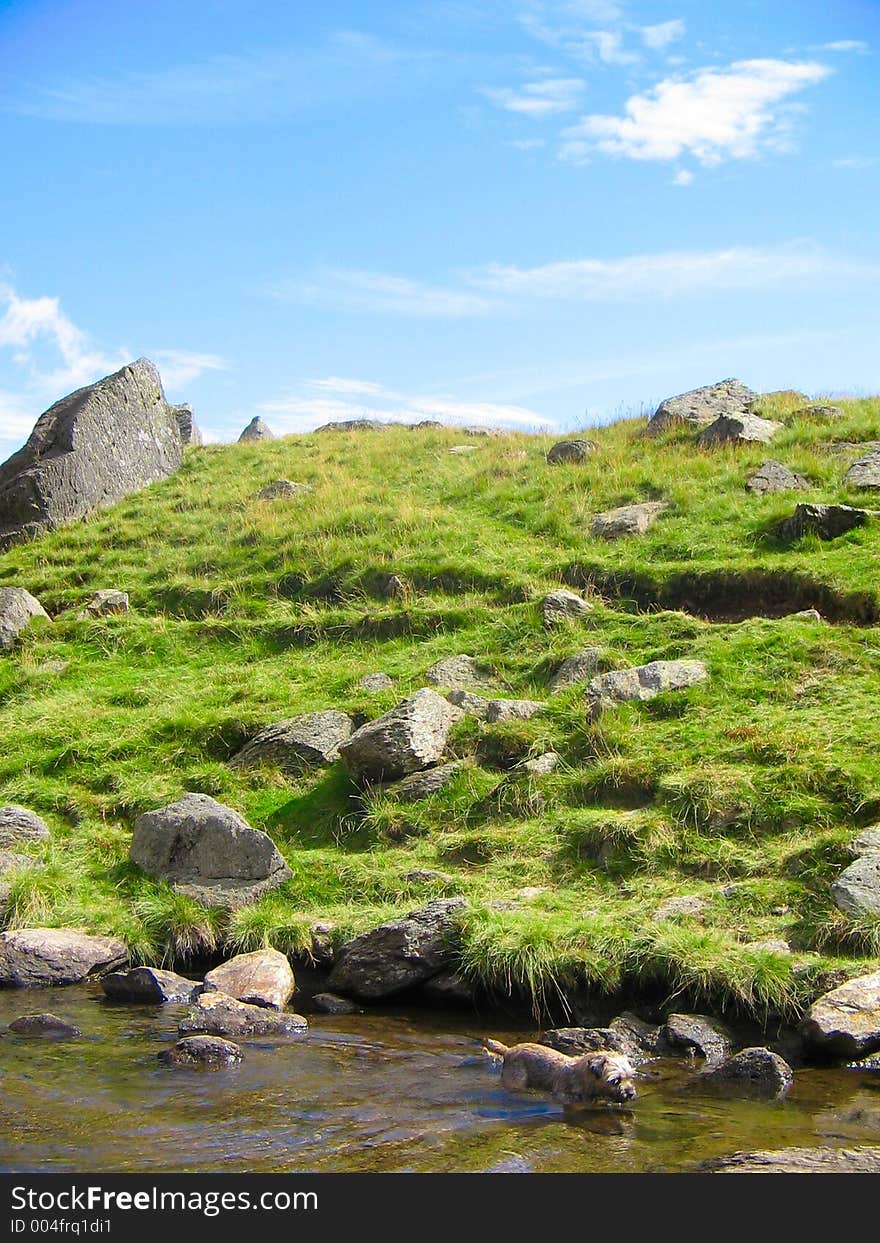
[485,1038,636,1106]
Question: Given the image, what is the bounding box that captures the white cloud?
[672,168,694,186]
[832,154,878,168]
[151,349,227,390]
[307,376,392,396]
[507,137,547,149]
[482,77,585,117]
[268,268,492,317]
[818,40,868,53]
[560,58,831,165]
[587,29,640,65]
[640,20,685,51]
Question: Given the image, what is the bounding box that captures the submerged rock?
[647,379,757,436]
[6,1012,81,1039]
[0,588,50,651]
[801,970,880,1061]
[203,949,295,1010]
[230,711,355,775]
[101,966,199,1004]
[338,689,462,783]
[591,501,668,539]
[159,1035,243,1068]
[700,1047,793,1099]
[0,928,127,987]
[179,992,307,1037]
[327,898,466,1000]
[311,992,361,1015]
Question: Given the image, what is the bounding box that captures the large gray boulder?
[179,991,307,1037]
[238,417,274,442]
[101,966,199,1004]
[591,501,668,539]
[327,899,466,1000]
[202,949,295,1010]
[547,439,597,465]
[802,971,880,1061]
[129,793,291,910]
[586,659,709,716]
[541,589,593,628]
[697,412,782,446]
[647,379,757,436]
[746,461,810,495]
[424,654,495,692]
[230,711,355,775]
[0,806,50,848]
[0,588,50,651]
[0,928,127,987]
[845,449,880,490]
[700,1048,793,1099]
[778,503,870,541]
[0,359,183,549]
[314,419,388,433]
[172,404,202,447]
[663,1013,734,1066]
[338,689,462,783]
[832,853,880,918]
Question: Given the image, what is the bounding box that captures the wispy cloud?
[151,349,227,391]
[482,77,585,117]
[832,154,878,169]
[267,268,492,317]
[560,59,831,165]
[817,40,869,54]
[640,20,686,51]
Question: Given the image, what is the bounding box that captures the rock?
[793,404,845,421]
[802,971,880,1061]
[778,503,870,541]
[0,588,50,651]
[522,752,559,775]
[0,928,127,987]
[327,898,466,1000]
[420,969,474,1004]
[746,938,792,955]
[130,793,291,911]
[541,589,594,628]
[608,1012,670,1059]
[378,573,408,599]
[314,419,388,433]
[389,762,462,802]
[653,895,707,920]
[697,412,782,446]
[425,654,495,691]
[852,828,880,854]
[308,921,336,968]
[78,590,129,618]
[591,501,668,539]
[159,1035,243,1068]
[845,450,880,490]
[547,439,598,465]
[0,806,50,848]
[704,1146,880,1174]
[203,949,295,1010]
[101,966,199,1004]
[543,1027,632,1057]
[745,460,810,495]
[832,853,880,919]
[663,1013,734,1066]
[463,426,504,437]
[445,690,492,717]
[700,1047,793,1099]
[0,359,183,550]
[338,689,462,784]
[411,420,444,430]
[257,479,312,500]
[238,417,274,442]
[358,672,395,692]
[179,992,307,1037]
[550,649,602,693]
[586,659,709,716]
[311,992,360,1015]
[647,379,757,436]
[788,609,823,622]
[6,1013,81,1038]
[172,404,202,447]
[403,868,455,885]
[444,691,543,721]
[230,710,355,776]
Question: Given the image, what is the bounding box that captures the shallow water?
[1,986,878,1173]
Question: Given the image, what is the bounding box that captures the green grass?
[2,399,880,1020]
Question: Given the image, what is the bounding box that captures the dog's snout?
[620,1083,637,1101]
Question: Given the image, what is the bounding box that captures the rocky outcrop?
[230,711,355,776]
[446,691,543,722]
[338,690,462,783]
[203,949,295,1010]
[522,752,559,775]
[101,966,199,1004]
[697,412,782,446]
[547,439,597,465]
[159,1035,243,1067]
[591,501,668,539]
[550,649,601,693]
[833,851,880,919]
[314,419,388,433]
[327,899,466,1000]
[172,404,202,447]
[0,588,50,651]
[6,1012,81,1038]
[543,1027,633,1057]
[653,895,707,920]
[238,417,274,442]
[257,480,312,500]
[845,449,880,490]
[801,971,880,1061]
[778,503,870,541]
[663,1013,734,1066]
[78,590,129,618]
[0,359,183,549]
[541,589,593,628]
[358,672,394,692]
[704,1146,880,1174]
[745,461,810,495]
[647,379,757,436]
[0,806,50,848]
[389,762,462,802]
[586,659,709,716]
[793,404,845,421]
[700,1048,793,1098]
[179,991,307,1037]
[425,654,495,691]
[129,793,291,910]
[0,928,127,987]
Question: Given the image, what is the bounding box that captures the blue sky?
[1,0,878,455]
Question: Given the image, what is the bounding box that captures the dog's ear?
[588,1055,607,1076]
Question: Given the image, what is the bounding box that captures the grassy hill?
[2,389,880,1021]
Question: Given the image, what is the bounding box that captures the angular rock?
[238,417,274,442]
[745,461,810,496]
[308,921,336,968]
[0,806,50,848]
[6,1012,81,1039]
[78,590,129,618]
[403,869,454,885]
[591,501,668,539]
[778,503,870,541]
[314,419,388,433]
[0,588,50,651]
[257,479,312,500]
[793,404,845,421]
[230,711,355,776]
[541,589,593,628]
[130,793,291,911]
[179,991,307,1037]
[522,751,559,775]
[653,895,707,920]
[663,1013,734,1066]
[705,1146,880,1174]
[0,359,183,550]
[851,827,880,854]
[311,992,360,1015]
[172,404,202,447]
[586,659,709,716]
[327,898,466,1000]
[550,649,601,693]
[547,439,598,465]
[832,853,880,919]
[543,1027,632,1057]
[0,928,127,987]
[101,966,200,1004]
[445,689,492,717]
[845,450,880,490]
[425,654,495,692]
[698,412,782,447]
[338,689,462,784]
[463,426,504,437]
[746,938,792,955]
[647,379,757,436]
[159,1035,243,1068]
[420,969,474,1004]
[444,691,543,721]
[358,672,394,692]
[700,1047,793,1099]
[802,971,880,1061]
[609,1012,671,1059]
[203,948,295,1010]
[389,762,462,802]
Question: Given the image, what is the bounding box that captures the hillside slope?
[2,390,880,1020]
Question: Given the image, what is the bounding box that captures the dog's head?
[577,1051,637,1104]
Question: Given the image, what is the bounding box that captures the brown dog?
[485,1038,636,1106]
